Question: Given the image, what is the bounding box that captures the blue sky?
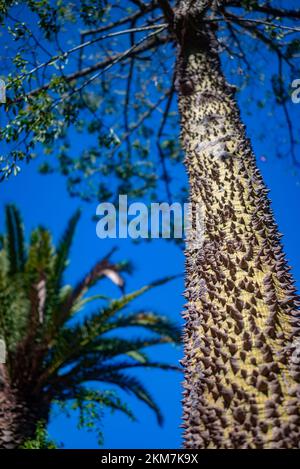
[0,2,300,449]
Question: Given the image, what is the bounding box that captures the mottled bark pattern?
[0,364,47,448]
[177,2,300,449]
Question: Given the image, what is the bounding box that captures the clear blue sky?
[1,4,300,448]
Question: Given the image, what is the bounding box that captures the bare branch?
[226,16,300,33]
[11,24,167,87]
[56,27,168,107]
[226,13,296,70]
[81,1,158,37]
[9,33,170,103]
[277,53,299,167]
[226,21,252,71]
[227,2,300,20]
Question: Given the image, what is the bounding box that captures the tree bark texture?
[176,1,300,449]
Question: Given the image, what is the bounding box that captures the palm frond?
[48,336,172,382]
[52,210,81,291]
[56,360,181,391]
[5,205,18,275]
[0,273,29,356]
[95,372,164,426]
[14,228,54,376]
[25,228,53,282]
[70,293,112,314]
[53,247,127,328]
[54,372,164,426]
[102,311,181,343]
[93,275,180,328]
[39,278,180,383]
[61,387,136,421]
[38,326,178,390]
[55,386,136,446]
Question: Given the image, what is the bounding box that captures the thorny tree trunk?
[0,364,48,448]
[176,1,300,449]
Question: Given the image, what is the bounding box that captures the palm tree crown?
[0,205,181,445]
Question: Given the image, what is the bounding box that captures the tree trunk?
[0,364,48,448]
[176,3,300,449]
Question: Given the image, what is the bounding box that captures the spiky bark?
[176,2,300,449]
[0,364,48,448]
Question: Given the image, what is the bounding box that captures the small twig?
[157,82,175,203]
[9,34,170,104]
[54,27,167,107]
[124,20,136,162]
[277,54,299,167]
[226,21,252,71]
[10,24,167,87]
[110,89,172,157]
[227,2,300,20]
[81,1,157,37]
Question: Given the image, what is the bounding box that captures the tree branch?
[226,15,300,33]
[227,2,300,20]
[81,1,158,37]
[157,0,175,29]
[10,32,170,103]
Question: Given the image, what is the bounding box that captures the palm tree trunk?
[0,364,47,448]
[176,4,300,449]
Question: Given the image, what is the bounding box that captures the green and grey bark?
[176,0,300,449]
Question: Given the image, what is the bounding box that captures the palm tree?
[0,205,181,448]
